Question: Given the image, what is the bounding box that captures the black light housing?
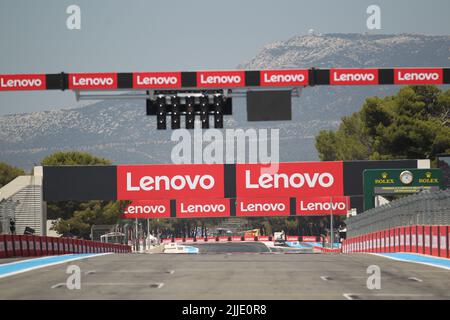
[185,96,195,129]
[147,91,232,130]
[200,95,209,129]
[171,96,180,129]
[213,95,223,128]
[156,96,166,130]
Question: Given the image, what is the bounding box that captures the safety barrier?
[161,235,319,243]
[314,246,341,253]
[346,190,450,238]
[0,235,132,258]
[342,225,449,259]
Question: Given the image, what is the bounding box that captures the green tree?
[315,86,450,161]
[41,151,121,238]
[0,162,25,188]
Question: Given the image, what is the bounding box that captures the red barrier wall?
[440,226,448,258]
[405,226,411,253]
[0,235,5,258]
[431,226,439,257]
[424,226,431,255]
[343,225,450,259]
[0,235,131,259]
[34,236,42,256]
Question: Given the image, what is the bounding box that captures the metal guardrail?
[346,190,450,238]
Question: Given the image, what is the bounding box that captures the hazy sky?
[0,0,449,115]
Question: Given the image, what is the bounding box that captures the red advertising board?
[372,232,377,253]
[235,161,344,198]
[133,72,182,89]
[196,70,245,88]
[448,227,450,258]
[440,226,448,258]
[218,236,229,242]
[405,226,411,253]
[47,237,55,255]
[260,69,308,87]
[21,236,29,257]
[378,231,383,253]
[5,235,14,257]
[117,164,224,200]
[12,235,22,257]
[394,227,400,252]
[0,235,5,258]
[417,226,424,254]
[411,226,417,253]
[0,74,46,91]
[389,228,394,253]
[177,198,230,218]
[302,236,317,242]
[394,68,443,85]
[296,196,349,215]
[431,226,439,257]
[424,226,431,255]
[68,73,118,90]
[371,233,375,252]
[236,197,290,217]
[400,227,405,252]
[122,200,171,218]
[330,68,378,85]
[34,236,42,256]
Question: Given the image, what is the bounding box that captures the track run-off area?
[0,242,449,300]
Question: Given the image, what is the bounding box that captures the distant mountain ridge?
[1,33,449,169]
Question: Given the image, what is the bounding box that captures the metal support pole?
[135,218,139,252]
[330,196,334,249]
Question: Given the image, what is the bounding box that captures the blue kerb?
[0,254,100,277]
[377,253,450,269]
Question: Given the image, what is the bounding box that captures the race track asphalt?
[0,242,449,300]
[192,241,270,253]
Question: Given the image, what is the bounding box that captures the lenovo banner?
[260,69,308,87]
[236,161,344,198]
[68,73,118,90]
[122,200,171,219]
[296,196,349,215]
[394,68,443,85]
[0,74,46,91]
[236,197,290,217]
[177,198,230,218]
[117,164,225,200]
[330,69,378,85]
[133,72,182,89]
[197,70,245,88]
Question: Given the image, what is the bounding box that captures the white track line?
[50,283,66,289]
[408,277,423,282]
[82,282,164,288]
[343,293,358,300]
